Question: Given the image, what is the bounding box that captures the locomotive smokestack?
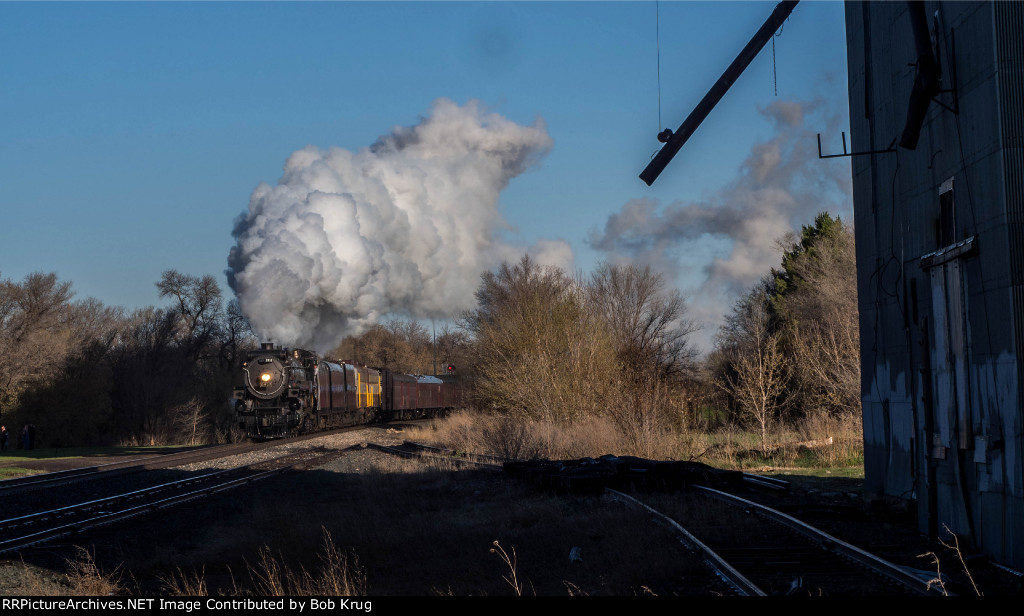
[261,343,275,350]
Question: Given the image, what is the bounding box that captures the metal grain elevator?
[845,0,1024,569]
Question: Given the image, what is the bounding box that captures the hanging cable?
[772,22,785,96]
[656,0,663,132]
[655,1,673,145]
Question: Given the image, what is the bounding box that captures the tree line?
[1,212,858,453]
[0,271,256,448]
[334,212,858,456]
[710,212,860,452]
[449,211,859,454]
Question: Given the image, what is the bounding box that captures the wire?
[772,22,785,97]
[656,0,663,132]
[772,33,777,96]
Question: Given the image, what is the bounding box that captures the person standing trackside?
[0,425,7,452]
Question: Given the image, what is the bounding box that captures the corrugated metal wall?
[847,0,1024,569]
[994,0,1024,569]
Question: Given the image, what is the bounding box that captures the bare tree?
[330,319,428,373]
[219,299,257,368]
[157,270,223,361]
[717,287,793,454]
[172,397,209,446]
[107,307,179,442]
[0,275,136,447]
[777,224,860,417]
[462,255,618,422]
[331,319,470,377]
[359,324,405,369]
[434,324,470,375]
[0,269,253,448]
[386,319,432,373]
[0,272,75,411]
[65,298,125,351]
[587,262,698,382]
[467,254,568,330]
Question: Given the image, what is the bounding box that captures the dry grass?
[65,548,125,596]
[408,409,863,471]
[406,410,678,461]
[159,566,207,596]
[489,541,523,596]
[793,411,864,467]
[480,415,543,460]
[927,524,981,596]
[153,528,365,597]
[7,547,124,596]
[2,562,68,595]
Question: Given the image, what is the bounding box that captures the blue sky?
[0,1,851,349]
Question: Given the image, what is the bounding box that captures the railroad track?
[0,427,391,555]
[609,487,945,596]
[375,444,946,595]
[0,443,257,496]
[0,426,369,497]
[695,485,942,594]
[0,445,354,555]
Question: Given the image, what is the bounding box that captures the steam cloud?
[227,99,561,351]
[589,100,852,351]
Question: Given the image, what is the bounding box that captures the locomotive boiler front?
[234,344,314,439]
[243,354,289,400]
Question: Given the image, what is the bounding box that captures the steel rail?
[0,448,346,555]
[693,484,945,596]
[604,488,766,596]
[0,467,287,554]
[741,473,791,491]
[0,443,257,495]
[0,426,367,496]
[0,455,163,489]
[0,466,245,533]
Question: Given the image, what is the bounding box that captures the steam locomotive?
[233,343,460,439]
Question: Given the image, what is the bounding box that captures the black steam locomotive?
[233,343,460,439]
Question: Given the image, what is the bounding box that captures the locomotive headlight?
[260,373,272,382]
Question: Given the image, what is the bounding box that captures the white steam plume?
[227,99,559,351]
[589,100,852,352]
